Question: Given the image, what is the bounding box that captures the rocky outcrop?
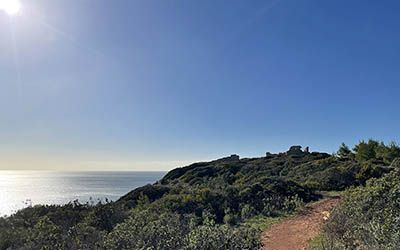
[217,154,240,162]
[287,146,304,156]
[286,145,311,157]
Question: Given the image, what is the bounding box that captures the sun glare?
[0,0,21,16]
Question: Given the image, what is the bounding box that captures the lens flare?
[0,0,21,16]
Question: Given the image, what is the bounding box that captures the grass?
[317,191,343,199]
[308,234,325,250]
[242,215,286,231]
[242,199,316,232]
[308,233,339,250]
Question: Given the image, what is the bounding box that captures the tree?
[376,141,400,165]
[353,140,380,162]
[337,143,353,159]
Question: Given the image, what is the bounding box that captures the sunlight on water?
[0,171,165,216]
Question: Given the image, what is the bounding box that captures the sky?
[0,0,399,171]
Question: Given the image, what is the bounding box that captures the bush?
[323,168,400,249]
[187,224,261,250]
[104,211,194,249]
[104,210,261,250]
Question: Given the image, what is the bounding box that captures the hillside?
[0,141,398,249]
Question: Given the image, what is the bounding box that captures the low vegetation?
[0,139,399,249]
[307,140,400,250]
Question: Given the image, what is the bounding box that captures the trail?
[261,197,340,250]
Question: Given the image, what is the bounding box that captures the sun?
[0,0,21,16]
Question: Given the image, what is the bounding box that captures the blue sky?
[0,0,399,170]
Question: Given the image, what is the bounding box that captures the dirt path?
[261,197,340,250]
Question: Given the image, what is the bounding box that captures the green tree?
[337,143,352,158]
[376,141,400,165]
[353,139,379,162]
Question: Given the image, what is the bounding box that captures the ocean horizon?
[0,171,166,216]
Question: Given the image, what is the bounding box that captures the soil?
[261,197,340,250]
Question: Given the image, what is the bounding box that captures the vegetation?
[305,140,400,250]
[353,139,400,165]
[315,161,400,249]
[0,139,399,249]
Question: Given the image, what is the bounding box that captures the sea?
[0,171,166,217]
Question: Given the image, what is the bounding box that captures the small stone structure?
[286,145,311,156]
[217,154,240,162]
[287,146,304,155]
[229,154,240,161]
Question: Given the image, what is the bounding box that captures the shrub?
[323,168,400,249]
[104,210,261,250]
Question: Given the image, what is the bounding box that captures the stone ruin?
[217,154,240,162]
[265,146,310,158]
[286,145,310,156]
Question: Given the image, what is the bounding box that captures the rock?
[217,154,240,162]
[287,146,304,156]
[229,154,240,161]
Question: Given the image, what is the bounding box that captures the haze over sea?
[0,171,165,216]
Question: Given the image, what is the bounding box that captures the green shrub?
[104,210,260,250]
[323,168,400,249]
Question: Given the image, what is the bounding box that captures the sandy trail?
[261,197,340,250]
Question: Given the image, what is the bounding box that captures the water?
[0,171,165,217]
